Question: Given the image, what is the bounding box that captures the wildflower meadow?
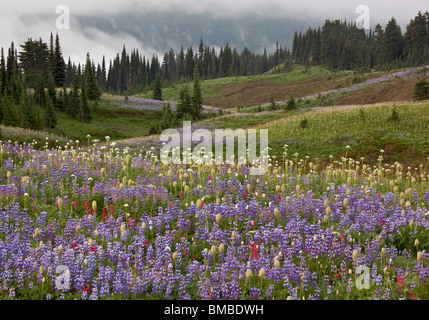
[0,131,428,301]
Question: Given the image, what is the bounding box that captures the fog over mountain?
[1,1,427,64]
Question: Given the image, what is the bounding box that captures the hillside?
[134,65,428,109]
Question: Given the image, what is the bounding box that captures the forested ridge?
[0,11,428,132]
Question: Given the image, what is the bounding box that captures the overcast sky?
[1,0,427,64]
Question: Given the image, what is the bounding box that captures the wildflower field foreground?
[0,132,428,301]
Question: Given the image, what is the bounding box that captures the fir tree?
[384,18,404,63]
[47,73,57,108]
[80,75,92,123]
[19,78,32,128]
[44,94,57,128]
[285,95,296,111]
[34,73,46,107]
[85,53,101,101]
[153,75,163,101]
[53,33,66,87]
[192,67,203,120]
[0,93,3,123]
[2,95,15,126]
[269,92,277,110]
[177,85,192,118]
[413,79,429,101]
[68,74,80,119]
[0,48,7,97]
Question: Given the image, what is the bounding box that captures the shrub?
[359,108,366,120]
[285,96,296,111]
[388,106,400,123]
[299,118,309,129]
[413,79,429,101]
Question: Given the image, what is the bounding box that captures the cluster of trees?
[102,38,290,95]
[0,33,101,130]
[292,11,429,70]
[148,66,210,134]
[1,10,428,134]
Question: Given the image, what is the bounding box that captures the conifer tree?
[153,74,163,101]
[413,78,429,101]
[20,78,30,128]
[44,94,57,128]
[285,95,296,111]
[80,75,92,123]
[177,85,192,118]
[48,33,55,74]
[85,53,101,101]
[0,48,7,96]
[34,73,46,107]
[2,95,15,126]
[68,74,80,119]
[192,67,203,120]
[0,92,3,123]
[47,73,57,108]
[384,18,404,63]
[53,33,66,87]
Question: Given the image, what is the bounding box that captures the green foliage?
[269,92,278,110]
[192,67,203,120]
[53,33,66,87]
[85,53,102,101]
[80,76,92,123]
[153,75,163,101]
[413,79,429,101]
[387,106,400,123]
[177,85,193,119]
[299,117,309,129]
[285,95,296,111]
[267,102,429,166]
[44,95,57,128]
[19,38,49,88]
[359,108,366,120]
[68,75,81,119]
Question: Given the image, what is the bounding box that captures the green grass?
[51,99,161,142]
[196,111,298,130]
[263,102,429,167]
[133,67,339,103]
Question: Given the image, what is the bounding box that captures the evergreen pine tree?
[153,75,163,101]
[47,73,57,108]
[0,48,6,97]
[177,85,192,118]
[285,95,296,111]
[413,79,429,101]
[269,92,277,110]
[85,53,101,101]
[384,18,404,63]
[80,75,92,122]
[192,67,203,120]
[0,93,3,123]
[68,74,80,119]
[20,78,32,128]
[34,73,46,107]
[61,84,68,112]
[2,95,15,126]
[44,94,57,128]
[48,33,55,74]
[53,33,66,87]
